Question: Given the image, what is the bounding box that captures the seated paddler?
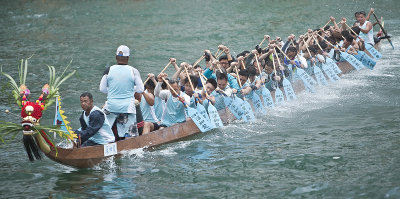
[75,92,115,147]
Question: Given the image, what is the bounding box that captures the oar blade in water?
[313,65,328,86]
[274,88,285,105]
[261,86,275,108]
[196,102,215,129]
[341,52,364,70]
[325,57,342,74]
[251,91,266,115]
[282,78,297,101]
[207,103,224,128]
[242,99,256,122]
[355,50,376,70]
[296,68,316,93]
[186,107,214,133]
[226,96,244,120]
[365,42,382,60]
[321,63,340,82]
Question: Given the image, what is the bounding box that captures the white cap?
[116,45,130,57]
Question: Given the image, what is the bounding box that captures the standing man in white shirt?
[99,45,144,140]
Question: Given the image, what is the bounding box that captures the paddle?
[193,55,205,67]
[234,66,256,122]
[302,38,328,86]
[317,34,364,71]
[273,49,297,101]
[184,66,214,129]
[252,54,267,115]
[311,34,342,75]
[144,61,171,85]
[344,22,382,60]
[321,19,331,30]
[271,52,285,104]
[372,12,394,49]
[161,77,213,132]
[198,72,224,128]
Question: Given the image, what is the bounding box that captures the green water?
[1,0,400,198]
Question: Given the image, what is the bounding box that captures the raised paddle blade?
[282,78,297,101]
[296,67,316,93]
[355,50,376,70]
[340,52,364,71]
[186,107,214,133]
[196,102,215,129]
[313,64,328,86]
[251,91,266,116]
[274,87,285,105]
[365,43,382,60]
[321,62,340,82]
[207,102,224,128]
[325,57,342,74]
[242,99,256,122]
[261,86,275,108]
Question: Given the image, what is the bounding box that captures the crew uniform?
[154,81,187,127]
[99,45,144,138]
[76,106,115,146]
[359,20,374,45]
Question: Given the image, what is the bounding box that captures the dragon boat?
[0,30,388,168]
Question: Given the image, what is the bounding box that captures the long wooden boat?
[41,48,379,168]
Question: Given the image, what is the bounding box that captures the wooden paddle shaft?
[235,65,242,88]
[317,34,339,50]
[271,52,277,74]
[275,45,291,61]
[193,55,205,66]
[184,66,195,91]
[372,12,388,37]
[311,35,324,51]
[240,60,246,70]
[322,20,331,29]
[198,71,209,98]
[254,54,262,74]
[259,37,267,47]
[273,48,285,70]
[302,38,312,56]
[144,61,172,85]
[161,77,179,96]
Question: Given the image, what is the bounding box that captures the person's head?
[168,79,180,97]
[184,75,198,96]
[351,26,361,36]
[205,78,217,95]
[237,51,250,58]
[318,41,328,51]
[286,47,297,60]
[326,37,337,49]
[161,81,168,90]
[115,45,130,65]
[238,68,249,86]
[355,11,366,23]
[264,58,273,74]
[309,45,318,57]
[341,30,354,43]
[217,72,228,90]
[80,92,94,113]
[247,66,257,79]
[145,79,156,93]
[219,55,230,69]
